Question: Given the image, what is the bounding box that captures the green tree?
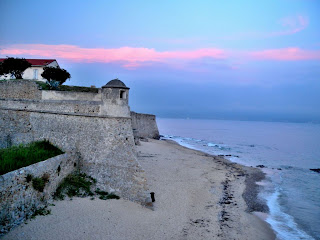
[0,57,31,79]
[41,66,71,89]
[0,62,4,76]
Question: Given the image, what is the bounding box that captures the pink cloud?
[273,15,309,36]
[250,47,320,61]
[0,44,226,69]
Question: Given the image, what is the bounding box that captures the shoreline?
[165,139,275,238]
[2,139,276,240]
[165,139,270,211]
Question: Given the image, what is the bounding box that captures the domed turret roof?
[102,79,129,89]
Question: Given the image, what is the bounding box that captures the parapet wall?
[131,111,160,139]
[0,80,41,100]
[0,99,101,119]
[42,90,101,101]
[0,152,77,234]
[0,80,149,204]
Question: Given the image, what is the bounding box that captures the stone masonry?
[0,152,78,234]
[0,80,150,203]
[131,111,160,140]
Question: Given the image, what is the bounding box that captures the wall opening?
[120,90,126,99]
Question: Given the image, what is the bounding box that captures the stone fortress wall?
[0,152,78,234]
[0,80,159,204]
[131,111,160,140]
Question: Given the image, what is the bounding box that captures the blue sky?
[1,0,319,122]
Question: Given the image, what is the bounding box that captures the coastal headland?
[3,139,275,240]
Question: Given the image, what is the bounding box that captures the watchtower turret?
[100,79,130,117]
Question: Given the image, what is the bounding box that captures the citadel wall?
[131,111,160,140]
[0,80,149,204]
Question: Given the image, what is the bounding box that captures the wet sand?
[2,139,275,240]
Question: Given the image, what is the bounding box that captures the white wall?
[23,61,59,82]
[0,68,44,81]
[22,67,46,82]
[47,61,59,68]
[0,73,14,80]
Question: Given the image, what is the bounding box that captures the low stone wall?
[0,99,101,117]
[0,80,41,100]
[42,90,101,101]
[131,111,160,139]
[0,152,78,234]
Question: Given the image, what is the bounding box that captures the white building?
[0,59,59,82]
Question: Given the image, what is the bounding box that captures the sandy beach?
[2,139,275,240]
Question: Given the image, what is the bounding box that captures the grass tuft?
[54,173,96,200]
[32,177,45,192]
[26,174,33,183]
[31,207,51,219]
[95,188,120,200]
[104,193,120,200]
[54,174,120,201]
[0,140,64,175]
[32,174,50,192]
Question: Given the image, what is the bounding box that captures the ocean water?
[157,118,320,240]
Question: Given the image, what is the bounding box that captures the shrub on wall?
[32,177,46,192]
[0,57,31,79]
[41,66,71,89]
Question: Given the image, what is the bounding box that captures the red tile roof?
[0,58,57,66]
